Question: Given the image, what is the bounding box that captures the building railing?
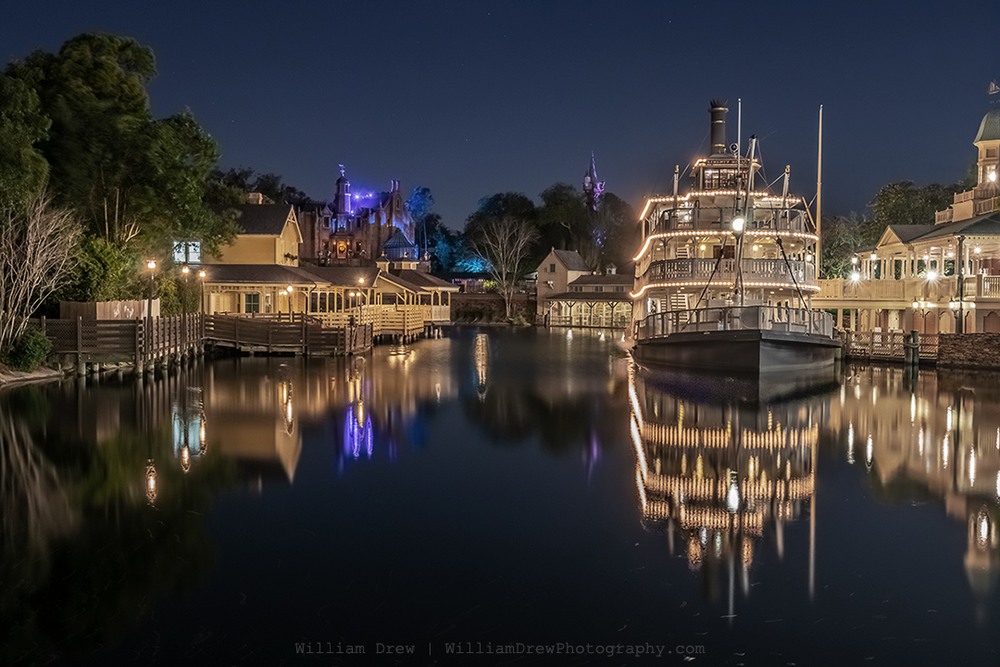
[641,258,816,286]
[648,207,813,236]
[935,209,953,224]
[815,275,992,303]
[635,305,834,342]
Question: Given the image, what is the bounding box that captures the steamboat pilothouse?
[631,101,839,373]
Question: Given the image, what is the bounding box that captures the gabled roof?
[909,212,1000,241]
[551,249,590,271]
[378,271,427,294]
[391,269,460,291]
[569,274,633,286]
[236,204,298,236]
[882,224,938,245]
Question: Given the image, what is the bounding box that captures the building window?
[549,263,556,273]
[244,293,260,313]
[595,286,603,292]
[172,240,201,265]
[319,293,328,312]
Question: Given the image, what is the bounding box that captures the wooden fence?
[33,313,372,370]
[843,331,938,363]
[203,315,371,355]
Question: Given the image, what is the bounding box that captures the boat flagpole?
[816,104,823,279]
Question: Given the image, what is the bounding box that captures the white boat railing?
[635,305,835,342]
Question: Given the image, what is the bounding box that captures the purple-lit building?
[297,165,418,267]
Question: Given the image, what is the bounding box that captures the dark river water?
[2,327,998,666]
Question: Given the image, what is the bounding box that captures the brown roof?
[297,266,381,287]
[546,291,632,302]
[569,274,633,286]
[236,204,294,235]
[200,264,315,285]
[391,269,460,291]
[552,249,590,271]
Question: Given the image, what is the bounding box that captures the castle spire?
[583,152,605,211]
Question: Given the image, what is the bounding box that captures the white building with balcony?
[815,105,1000,334]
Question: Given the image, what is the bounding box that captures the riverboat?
[630,101,839,373]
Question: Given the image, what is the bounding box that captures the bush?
[2,327,53,371]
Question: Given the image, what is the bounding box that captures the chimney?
[246,192,264,205]
[709,100,728,155]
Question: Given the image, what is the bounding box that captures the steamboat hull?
[632,329,840,374]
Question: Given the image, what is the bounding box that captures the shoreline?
[0,366,66,391]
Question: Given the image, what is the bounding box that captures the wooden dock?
[33,313,373,376]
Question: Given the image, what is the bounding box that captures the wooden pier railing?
[32,312,374,375]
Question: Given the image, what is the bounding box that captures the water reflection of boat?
[629,361,820,612]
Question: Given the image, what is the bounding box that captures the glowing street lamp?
[926,269,938,281]
[731,216,746,235]
[849,270,861,283]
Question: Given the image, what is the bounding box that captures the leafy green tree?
[593,192,637,271]
[2,33,237,299]
[821,212,878,278]
[537,183,586,254]
[0,76,49,212]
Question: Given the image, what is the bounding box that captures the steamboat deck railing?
[634,305,835,342]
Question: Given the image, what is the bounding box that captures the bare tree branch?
[0,192,81,351]
[470,216,538,320]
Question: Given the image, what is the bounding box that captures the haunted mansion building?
[297,165,419,267]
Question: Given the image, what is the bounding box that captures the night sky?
[4,1,999,227]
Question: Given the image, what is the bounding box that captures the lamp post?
[955,235,966,334]
[197,269,207,314]
[731,215,746,305]
[180,265,190,315]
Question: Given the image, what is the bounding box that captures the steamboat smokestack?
[710,100,728,155]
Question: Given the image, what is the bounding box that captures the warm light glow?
[198,269,206,279]
[974,246,982,254]
[751,244,760,251]
[926,270,938,281]
[181,265,190,275]
[146,259,157,270]
[731,216,746,234]
[911,301,919,309]
[869,253,877,261]
[851,256,858,265]
[849,270,861,282]
[699,244,706,251]
[286,285,294,293]
[806,253,813,262]
[358,277,365,284]
[989,169,998,183]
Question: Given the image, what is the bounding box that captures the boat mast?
[734,137,757,306]
[816,104,823,278]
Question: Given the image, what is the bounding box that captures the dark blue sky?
[3,1,999,227]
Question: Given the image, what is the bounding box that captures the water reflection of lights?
[145,461,157,505]
[474,333,489,400]
[976,507,991,550]
[628,360,818,608]
[344,399,373,460]
[865,435,873,470]
[847,422,855,464]
[970,448,978,486]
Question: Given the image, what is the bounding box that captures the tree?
[869,181,959,229]
[591,192,637,271]
[2,33,237,299]
[537,183,586,254]
[469,216,539,320]
[0,76,49,212]
[821,212,877,278]
[0,193,81,355]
